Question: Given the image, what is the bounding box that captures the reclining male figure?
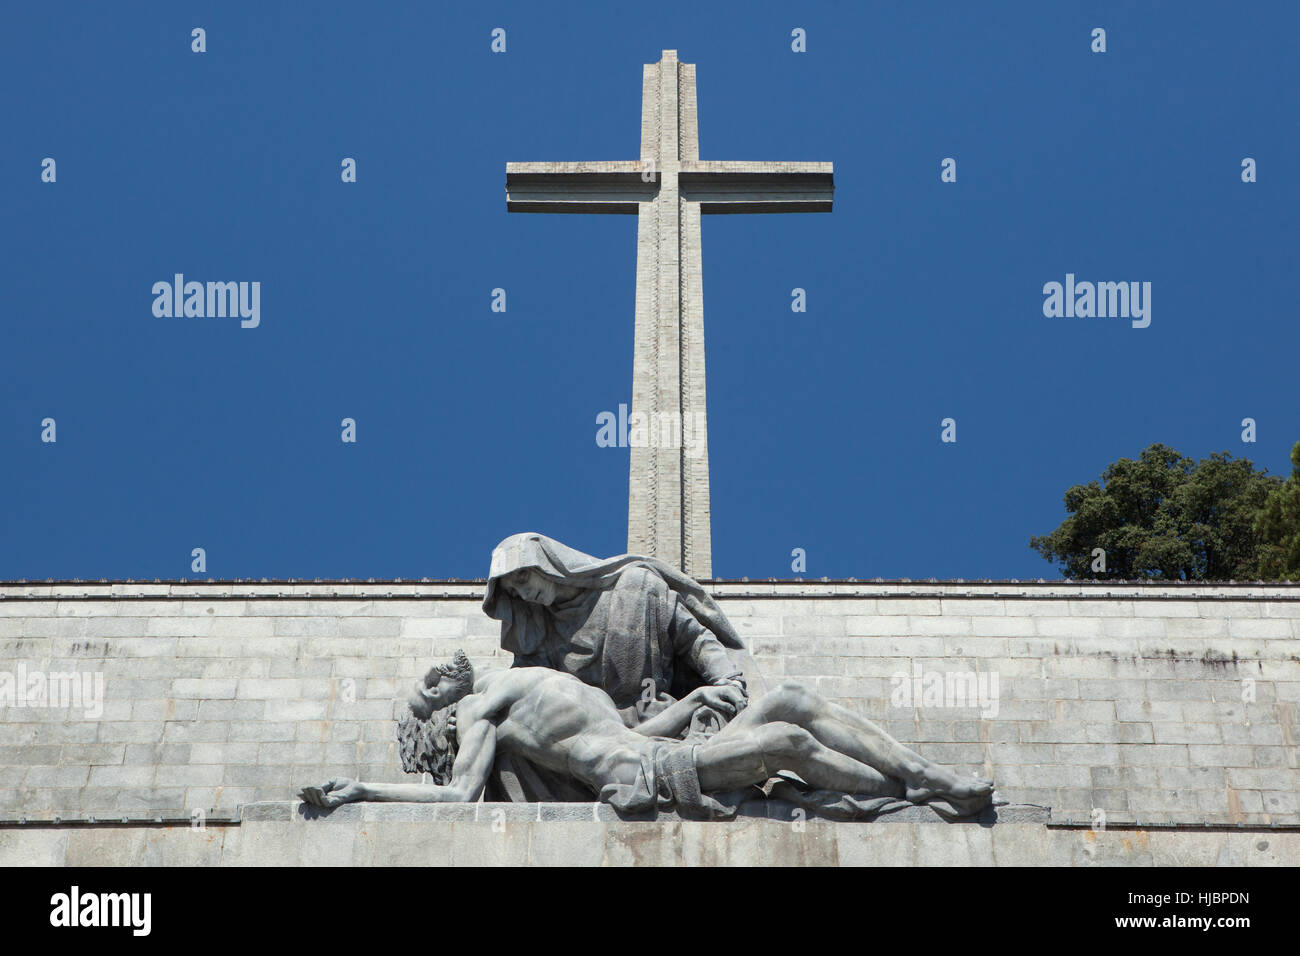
[300,650,993,817]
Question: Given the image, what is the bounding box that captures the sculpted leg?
[717,681,992,804]
[696,721,903,797]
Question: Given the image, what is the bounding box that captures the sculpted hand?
[693,683,747,716]
[712,676,749,705]
[714,674,747,692]
[298,778,364,809]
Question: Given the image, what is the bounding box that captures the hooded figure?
[482,532,746,727]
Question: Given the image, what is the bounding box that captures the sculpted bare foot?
[903,764,993,805]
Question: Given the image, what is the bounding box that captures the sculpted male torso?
[453,667,731,794]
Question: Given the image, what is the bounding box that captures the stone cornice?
[1,580,1298,601]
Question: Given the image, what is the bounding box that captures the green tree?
[1030,443,1281,580]
[1255,441,1300,580]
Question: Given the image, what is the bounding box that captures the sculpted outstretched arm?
[299,717,497,807]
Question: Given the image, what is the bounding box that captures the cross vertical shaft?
[629,51,711,578]
[505,50,833,580]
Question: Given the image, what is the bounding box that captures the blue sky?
[2,2,1297,581]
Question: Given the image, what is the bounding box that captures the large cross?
[506,50,833,579]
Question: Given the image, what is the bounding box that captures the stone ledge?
[239,800,1051,825]
[3,816,1297,866]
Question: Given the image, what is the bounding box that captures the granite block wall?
[1,581,1296,826]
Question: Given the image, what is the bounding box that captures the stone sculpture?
[300,650,994,819]
[300,534,994,818]
[478,532,753,800]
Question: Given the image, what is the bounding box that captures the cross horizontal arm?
[679,161,833,213]
[506,161,655,213]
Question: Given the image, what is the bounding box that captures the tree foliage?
[1254,442,1300,581]
[1030,443,1282,580]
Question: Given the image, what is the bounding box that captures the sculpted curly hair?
[396,650,474,784]
[397,707,457,784]
[422,649,474,697]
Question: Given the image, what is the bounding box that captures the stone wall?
[1,581,1297,827]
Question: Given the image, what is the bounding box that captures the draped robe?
[480,533,748,800]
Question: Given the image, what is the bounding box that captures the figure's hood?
[481,532,745,656]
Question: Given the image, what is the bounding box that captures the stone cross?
[506,50,833,578]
